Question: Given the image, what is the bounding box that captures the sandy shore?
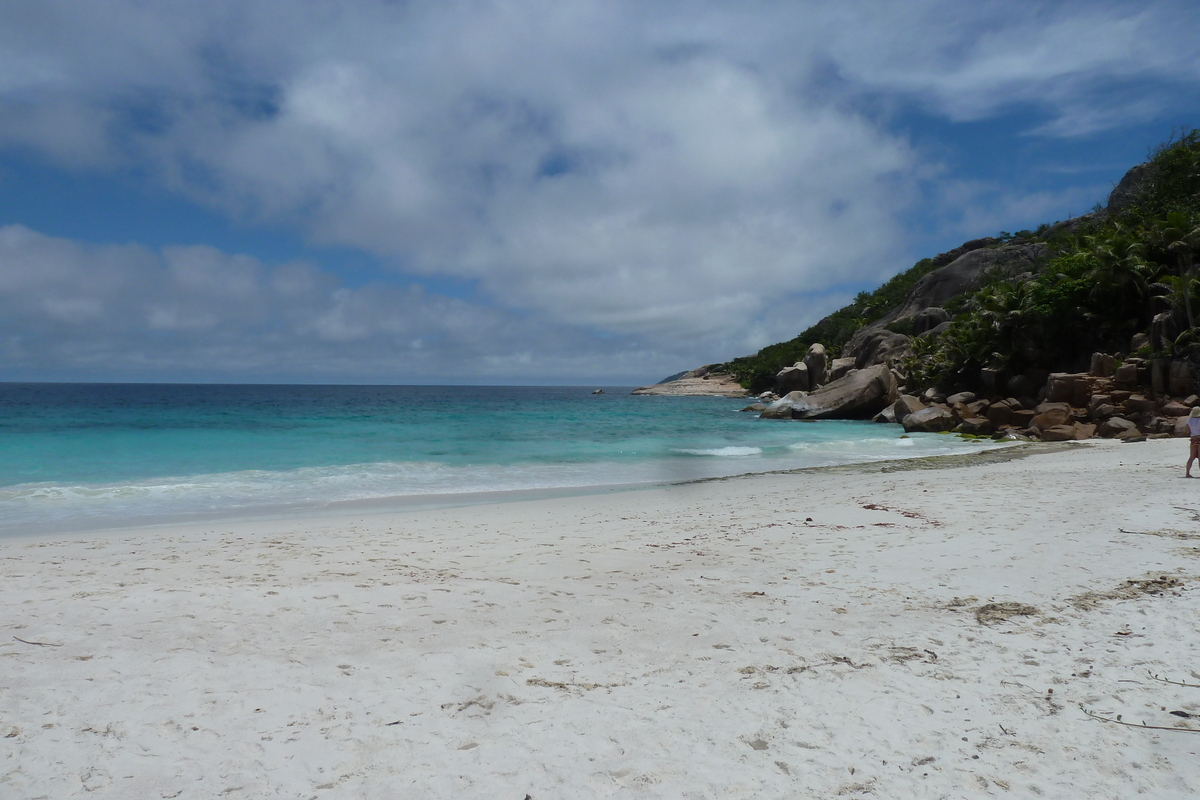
[3,439,1199,798]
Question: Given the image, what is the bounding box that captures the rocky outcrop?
[840,240,1048,369]
[759,397,801,419]
[896,355,1199,441]
[845,328,911,370]
[1152,311,1179,351]
[760,364,898,420]
[1113,363,1139,390]
[804,343,828,387]
[955,417,993,435]
[632,365,749,397]
[928,237,998,269]
[885,243,1048,324]
[1040,212,1102,241]
[1106,161,1157,213]
[1089,352,1115,378]
[1097,417,1138,438]
[912,307,950,335]
[828,357,856,383]
[1040,424,1079,442]
[1030,402,1072,430]
[872,405,898,424]
[892,395,925,423]
[902,406,955,433]
[775,363,809,392]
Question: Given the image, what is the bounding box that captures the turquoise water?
[0,383,1001,534]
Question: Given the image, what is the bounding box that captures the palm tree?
[1085,228,1154,331]
[1149,211,1200,329]
[974,279,1033,363]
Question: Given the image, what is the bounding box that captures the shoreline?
[1,432,1015,540]
[3,438,1199,797]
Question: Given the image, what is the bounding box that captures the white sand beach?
[3,439,1200,799]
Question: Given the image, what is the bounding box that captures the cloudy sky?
[1,0,1198,384]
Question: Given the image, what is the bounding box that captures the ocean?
[0,383,1003,535]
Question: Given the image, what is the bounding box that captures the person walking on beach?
[1188,407,1200,477]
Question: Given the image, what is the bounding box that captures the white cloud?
[822,1,1200,132]
[0,223,736,381]
[0,1,1197,379]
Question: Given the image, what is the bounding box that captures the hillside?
[710,130,1200,397]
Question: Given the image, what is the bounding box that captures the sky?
[1,0,1199,385]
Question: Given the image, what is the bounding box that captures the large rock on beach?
[1090,353,1115,378]
[1124,395,1157,414]
[1040,422,1096,442]
[828,357,856,383]
[892,395,925,423]
[903,405,955,433]
[846,328,911,370]
[1009,409,1036,428]
[986,403,1012,428]
[955,417,993,435]
[1152,311,1178,352]
[760,364,898,420]
[1046,373,1086,404]
[1031,402,1073,430]
[804,344,828,387]
[1113,363,1139,390]
[1097,417,1138,438]
[1161,400,1190,417]
[776,363,810,393]
[1039,424,1078,442]
[759,393,803,419]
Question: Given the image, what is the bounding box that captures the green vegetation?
[718,257,942,391]
[902,131,1200,392]
[720,129,1200,395]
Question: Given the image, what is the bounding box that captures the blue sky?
[1,0,1198,384]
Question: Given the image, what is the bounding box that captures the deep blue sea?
[0,383,1001,534]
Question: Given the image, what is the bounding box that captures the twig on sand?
[1080,704,1200,734]
[1149,672,1200,688]
[1172,506,1200,522]
[1117,528,1200,539]
[13,636,61,647]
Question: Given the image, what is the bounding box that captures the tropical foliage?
[718,257,943,391]
[720,129,1200,394]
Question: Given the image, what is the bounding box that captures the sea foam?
[674,446,763,457]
